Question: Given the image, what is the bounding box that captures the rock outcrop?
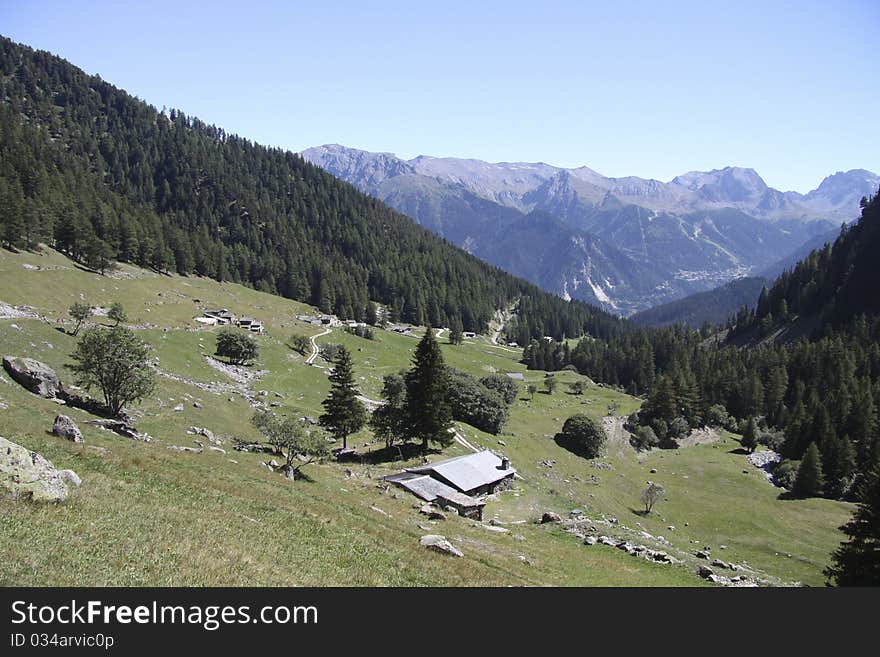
[0,436,76,502]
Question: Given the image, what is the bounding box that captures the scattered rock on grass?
[419,534,463,557]
[52,414,83,443]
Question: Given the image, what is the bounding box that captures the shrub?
[631,425,658,452]
[447,369,509,435]
[215,326,259,365]
[773,459,800,490]
[479,374,518,405]
[555,413,606,459]
[287,333,310,355]
[705,404,730,428]
[319,342,342,363]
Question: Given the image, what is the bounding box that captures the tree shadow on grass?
[728,447,750,455]
[359,442,441,465]
[776,490,807,501]
[630,507,650,517]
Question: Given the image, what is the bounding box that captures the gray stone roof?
[406,450,514,494]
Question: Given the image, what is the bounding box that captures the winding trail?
[305,328,332,365]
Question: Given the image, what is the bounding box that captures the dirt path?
[306,328,332,364]
[452,427,479,453]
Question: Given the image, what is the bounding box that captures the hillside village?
[0,246,855,587]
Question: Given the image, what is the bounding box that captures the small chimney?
[499,457,510,471]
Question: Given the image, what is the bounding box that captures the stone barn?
[384,450,515,520]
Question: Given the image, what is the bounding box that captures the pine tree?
[319,346,366,449]
[825,467,880,585]
[794,442,826,498]
[404,328,453,451]
[741,417,759,453]
[449,316,464,345]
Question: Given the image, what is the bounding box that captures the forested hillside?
[0,36,620,340]
[630,277,767,328]
[526,191,880,500]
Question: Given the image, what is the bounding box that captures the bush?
[215,327,259,365]
[479,374,518,405]
[669,416,690,440]
[630,425,658,452]
[319,342,342,362]
[561,364,579,372]
[759,429,786,452]
[555,413,606,459]
[650,418,668,439]
[287,333,310,355]
[447,369,509,435]
[773,459,800,490]
[705,404,730,428]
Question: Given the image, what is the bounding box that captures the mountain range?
[303,145,877,315]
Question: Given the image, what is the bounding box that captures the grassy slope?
[0,247,853,586]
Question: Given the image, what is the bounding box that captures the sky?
[1,0,878,193]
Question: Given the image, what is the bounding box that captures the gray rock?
[696,550,711,559]
[3,356,63,398]
[167,445,202,453]
[52,414,83,443]
[419,534,463,557]
[207,446,227,455]
[419,504,446,520]
[698,565,714,579]
[173,404,184,412]
[540,511,562,524]
[711,559,730,570]
[84,419,151,442]
[583,535,598,545]
[58,469,82,487]
[1,436,70,502]
[193,402,202,408]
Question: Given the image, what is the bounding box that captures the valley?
[0,247,853,586]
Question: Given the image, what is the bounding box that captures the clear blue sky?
[2,0,877,192]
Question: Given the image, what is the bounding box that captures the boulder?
[698,565,714,579]
[583,535,598,545]
[52,414,84,443]
[695,550,711,559]
[207,446,227,455]
[540,511,562,524]
[58,469,82,487]
[1,436,71,502]
[419,534,463,557]
[3,356,63,398]
[419,504,446,520]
